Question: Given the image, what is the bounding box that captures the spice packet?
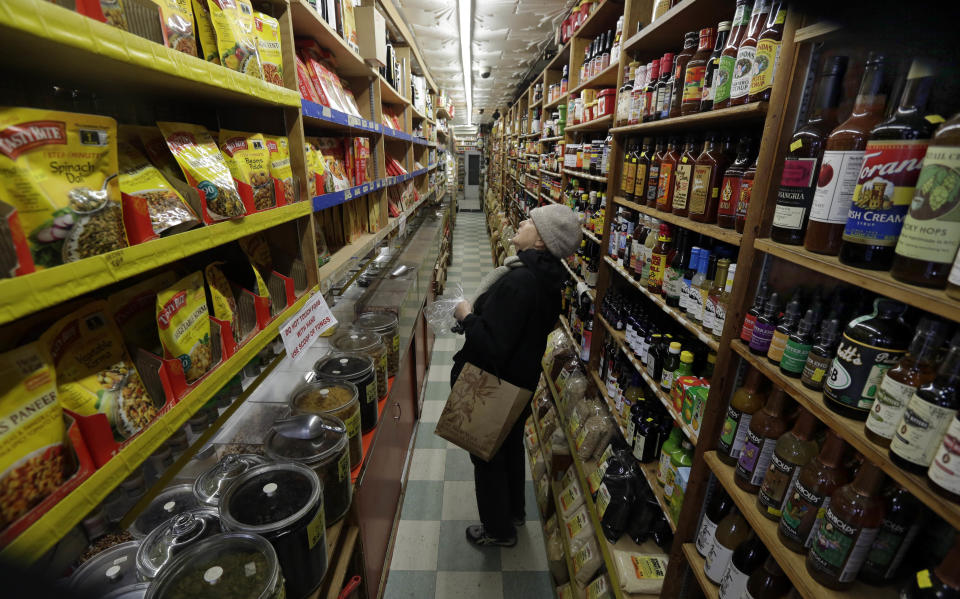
[264,135,295,204]
[157,121,247,222]
[109,271,177,358]
[0,343,66,531]
[44,301,159,441]
[309,137,350,192]
[207,0,262,78]
[0,107,126,271]
[253,11,283,86]
[192,0,220,63]
[219,129,275,211]
[237,233,272,294]
[155,0,198,56]
[205,261,256,345]
[304,142,326,198]
[118,139,200,244]
[157,271,213,384]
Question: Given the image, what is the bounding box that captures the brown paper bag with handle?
[434,363,533,461]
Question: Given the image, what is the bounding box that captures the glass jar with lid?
[265,413,352,523]
[136,508,222,580]
[332,329,388,399]
[70,540,143,597]
[355,312,400,376]
[290,380,362,467]
[315,353,378,433]
[130,484,201,539]
[145,532,284,599]
[193,454,268,507]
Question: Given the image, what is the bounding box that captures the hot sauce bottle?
[735,387,791,493]
[840,59,938,270]
[806,461,886,590]
[778,431,849,552]
[632,137,653,205]
[620,139,639,201]
[656,139,680,211]
[718,367,767,465]
[643,59,661,122]
[669,32,699,118]
[736,155,758,233]
[681,27,716,116]
[654,53,675,122]
[739,284,768,344]
[672,136,699,216]
[770,56,848,245]
[690,134,733,223]
[700,20,731,112]
[647,139,665,207]
[728,0,770,106]
[713,0,753,110]
[718,137,753,229]
[747,2,786,103]
[757,408,819,520]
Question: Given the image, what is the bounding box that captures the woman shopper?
[451,203,582,546]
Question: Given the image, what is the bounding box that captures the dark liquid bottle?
[669,32,699,118]
[746,1,786,104]
[681,27,716,116]
[621,140,639,201]
[746,555,791,598]
[713,0,752,111]
[770,55,848,245]
[766,297,801,365]
[696,488,735,557]
[757,408,819,520]
[839,59,938,270]
[779,309,818,377]
[690,134,733,223]
[672,136,699,216]
[728,0,771,106]
[699,20,731,112]
[736,155,758,233]
[632,138,653,205]
[899,537,960,599]
[735,387,791,493]
[748,292,781,355]
[718,136,753,229]
[656,139,680,211]
[740,284,768,344]
[801,318,840,391]
[859,484,924,585]
[646,140,665,207]
[718,535,767,599]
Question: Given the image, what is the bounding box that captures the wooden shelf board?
[682,543,719,599]
[754,238,960,323]
[705,451,897,599]
[570,61,620,96]
[546,41,571,72]
[563,168,607,183]
[544,93,569,111]
[610,102,768,135]
[379,73,410,105]
[623,0,731,59]
[613,196,743,246]
[730,341,960,530]
[572,0,623,39]
[582,227,602,244]
[794,21,843,43]
[604,256,721,352]
[566,114,614,132]
[290,0,371,77]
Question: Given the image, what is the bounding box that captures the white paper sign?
[280,292,337,361]
[399,213,407,237]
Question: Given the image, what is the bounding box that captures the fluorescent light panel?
[458,0,472,126]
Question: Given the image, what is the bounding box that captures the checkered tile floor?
[383,211,553,598]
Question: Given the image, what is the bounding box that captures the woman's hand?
[454,299,473,321]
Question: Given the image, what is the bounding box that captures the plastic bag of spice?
[546,530,569,584]
[425,284,465,335]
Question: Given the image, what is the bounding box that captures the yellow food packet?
[264,135,294,204]
[125,125,183,184]
[237,233,272,296]
[192,0,220,64]
[109,271,177,357]
[0,107,126,270]
[207,0,262,78]
[254,11,283,86]
[157,121,247,222]
[157,271,213,384]
[155,0,198,56]
[205,261,237,326]
[219,129,275,211]
[44,301,158,441]
[118,139,199,243]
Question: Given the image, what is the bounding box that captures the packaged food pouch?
[304,142,326,197]
[264,135,295,204]
[573,537,603,586]
[157,121,247,222]
[157,271,214,384]
[219,129,275,211]
[155,0,198,56]
[311,137,350,192]
[192,0,220,63]
[205,261,256,345]
[76,0,128,30]
[127,125,185,184]
[0,107,126,271]
[44,301,159,441]
[207,0,262,78]
[253,11,283,86]
[109,271,177,357]
[611,551,668,594]
[0,343,67,531]
[117,138,199,243]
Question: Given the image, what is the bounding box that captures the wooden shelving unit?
[613,196,743,247]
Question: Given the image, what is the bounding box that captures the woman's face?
[512,219,544,251]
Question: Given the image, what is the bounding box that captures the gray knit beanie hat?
[530,204,582,259]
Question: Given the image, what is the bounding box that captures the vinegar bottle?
[718,369,768,465]
[695,488,734,557]
[735,387,792,493]
[756,408,819,520]
[704,507,751,584]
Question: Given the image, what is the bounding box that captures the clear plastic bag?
[424,283,464,334]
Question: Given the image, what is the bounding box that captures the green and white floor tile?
[383,211,553,598]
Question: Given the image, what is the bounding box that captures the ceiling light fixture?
[458,0,472,126]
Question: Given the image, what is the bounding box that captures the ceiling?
[397,0,569,126]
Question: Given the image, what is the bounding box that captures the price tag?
[344,189,352,199]
[399,213,407,236]
[363,184,369,193]
[790,139,803,151]
[280,292,337,361]
[322,106,332,118]
[926,114,946,124]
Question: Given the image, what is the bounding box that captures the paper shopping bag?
[434,363,533,461]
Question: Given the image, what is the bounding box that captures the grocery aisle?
[383,211,554,598]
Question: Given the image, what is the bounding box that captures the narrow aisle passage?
[383,211,554,598]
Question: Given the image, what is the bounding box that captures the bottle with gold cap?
[660,341,683,392]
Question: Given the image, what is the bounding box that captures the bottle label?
[824,333,905,413]
[809,506,880,583]
[718,563,751,599]
[758,451,801,516]
[658,445,673,484]
[719,408,752,459]
[664,266,683,300]
[703,297,716,332]
[705,541,735,583]
[649,252,668,289]
[865,520,918,579]
[894,144,960,263]
[679,279,692,311]
[767,330,790,362]
[656,163,674,206]
[647,165,661,203]
[929,417,960,494]
[622,160,637,195]
[730,46,756,99]
[713,300,727,337]
[634,163,648,198]
[842,140,930,247]
[890,395,958,467]
[801,352,832,388]
[736,177,754,220]
[773,157,819,230]
[657,84,672,117]
[689,286,705,321]
[718,174,741,218]
[810,150,865,224]
[702,60,719,102]
[737,430,777,485]
[695,515,719,556]
[866,375,918,441]
[748,321,776,353]
[682,64,707,103]
[689,164,713,215]
[740,313,757,342]
[748,38,781,97]
[780,479,827,546]
[780,339,813,374]
[673,163,694,210]
[661,369,675,391]
[714,55,736,105]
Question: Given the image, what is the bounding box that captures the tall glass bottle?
[805,53,888,255]
[632,138,653,205]
[704,258,730,334]
[646,140,664,207]
[766,296,801,365]
[656,139,680,211]
[654,53,675,122]
[748,292,781,355]
[718,137,753,228]
[898,538,960,599]
[700,20,731,112]
[746,556,791,598]
[689,252,712,324]
[728,0,770,106]
[801,318,841,391]
[779,309,818,377]
[680,247,701,314]
[669,32,699,118]
[681,27,716,116]
[806,461,887,589]
[672,136,699,216]
[865,319,944,447]
[620,139,639,201]
[736,156,759,232]
[840,59,938,269]
[757,408,819,519]
[643,59,661,122]
[740,284,768,343]
[713,0,752,110]
[712,263,737,340]
[890,336,960,474]
[770,56,848,244]
[690,134,733,223]
[859,484,924,586]
[696,488,734,557]
[735,388,791,493]
[704,507,752,584]
[664,229,689,307]
[718,368,768,465]
[747,2,786,103]
[718,535,768,599]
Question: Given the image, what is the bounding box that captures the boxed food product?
[0,107,126,273]
[254,11,284,86]
[219,129,276,211]
[208,0,261,77]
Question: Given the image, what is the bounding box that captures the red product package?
[353,138,370,186]
[295,56,322,103]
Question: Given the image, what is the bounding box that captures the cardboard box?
[355,6,387,67]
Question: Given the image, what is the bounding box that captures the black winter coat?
[452,249,566,391]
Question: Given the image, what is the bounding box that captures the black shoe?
[465,525,517,547]
[512,517,525,528]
